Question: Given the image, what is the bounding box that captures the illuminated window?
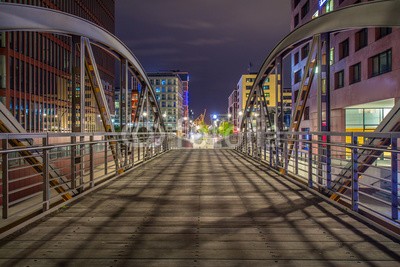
[330,47,334,65]
[326,0,334,13]
[312,10,319,19]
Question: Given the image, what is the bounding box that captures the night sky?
[116,0,291,118]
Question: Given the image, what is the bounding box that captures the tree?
[198,122,210,135]
[218,121,233,137]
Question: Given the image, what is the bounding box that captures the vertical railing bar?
[352,133,359,212]
[391,135,398,220]
[42,134,50,211]
[308,133,313,188]
[2,137,9,219]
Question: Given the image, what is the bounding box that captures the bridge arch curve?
[242,0,400,131]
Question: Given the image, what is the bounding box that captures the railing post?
[308,133,313,188]
[269,139,273,167]
[138,142,141,162]
[42,135,50,211]
[307,133,313,188]
[89,135,94,188]
[124,136,129,167]
[130,134,134,167]
[351,133,359,212]
[71,136,76,189]
[264,139,267,161]
[295,137,299,175]
[115,141,120,174]
[104,137,108,175]
[2,138,9,219]
[275,132,280,169]
[284,134,288,172]
[326,135,332,190]
[391,135,398,220]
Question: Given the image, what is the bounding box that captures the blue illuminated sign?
[319,0,327,6]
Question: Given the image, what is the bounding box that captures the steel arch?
[241,0,400,131]
[0,2,166,132]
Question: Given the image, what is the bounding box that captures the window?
[326,0,334,12]
[355,28,368,51]
[330,47,335,65]
[263,85,270,90]
[0,55,5,89]
[294,70,302,84]
[293,52,299,65]
[376,27,392,40]
[294,0,301,8]
[265,93,270,98]
[335,70,345,89]
[245,78,254,83]
[246,86,252,90]
[369,49,392,77]
[294,14,299,28]
[339,39,349,60]
[301,43,309,60]
[350,63,361,84]
[301,0,309,19]
[304,106,310,120]
[0,32,5,48]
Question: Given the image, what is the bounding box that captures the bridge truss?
[239,0,400,222]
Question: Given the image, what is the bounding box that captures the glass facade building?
[0,0,115,132]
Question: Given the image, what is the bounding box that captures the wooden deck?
[0,149,399,266]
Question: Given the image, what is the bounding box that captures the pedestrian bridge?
[0,145,399,266]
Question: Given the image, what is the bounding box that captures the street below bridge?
[0,149,399,266]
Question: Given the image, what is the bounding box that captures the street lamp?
[238,111,243,116]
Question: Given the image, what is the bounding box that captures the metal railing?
[236,131,400,225]
[0,132,174,230]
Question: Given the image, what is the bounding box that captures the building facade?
[148,72,184,135]
[232,73,291,130]
[291,0,399,133]
[228,89,239,131]
[0,0,115,132]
